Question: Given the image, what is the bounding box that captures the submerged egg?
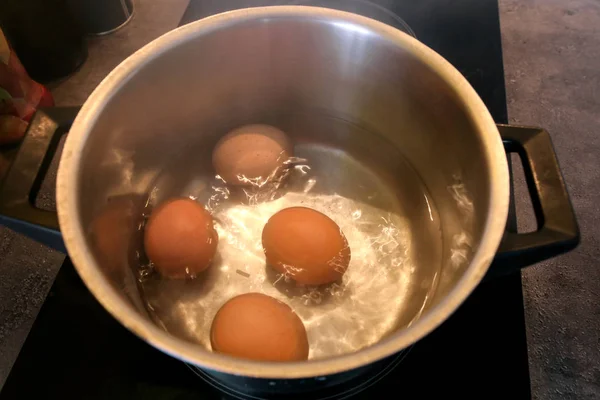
[212,124,292,186]
[210,293,309,361]
[89,196,141,279]
[262,207,351,286]
[144,197,218,279]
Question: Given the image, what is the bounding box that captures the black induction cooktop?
[0,1,531,398]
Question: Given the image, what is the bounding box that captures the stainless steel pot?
[0,6,578,396]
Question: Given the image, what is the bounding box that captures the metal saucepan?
[0,6,579,397]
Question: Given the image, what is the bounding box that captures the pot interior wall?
[77,15,493,359]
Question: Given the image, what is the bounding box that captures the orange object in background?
[0,27,54,146]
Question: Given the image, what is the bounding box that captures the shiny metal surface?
[56,7,509,379]
[292,0,417,38]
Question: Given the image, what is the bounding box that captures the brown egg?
[212,124,292,186]
[262,207,351,286]
[144,197,218,279]
[89,195,142,279]
[210,293,309,361]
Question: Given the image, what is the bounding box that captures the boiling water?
[136,115,443,359]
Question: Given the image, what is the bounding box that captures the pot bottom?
[188,348,411,399]
[132,111,443,359]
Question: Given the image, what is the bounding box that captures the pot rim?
[56,6,510,379]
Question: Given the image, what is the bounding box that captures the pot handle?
[488,124,580,278]
[0,107,79,252]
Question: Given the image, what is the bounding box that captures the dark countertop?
[501,1,600,398]
[0,1,598,398]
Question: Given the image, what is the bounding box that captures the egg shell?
[210,293,309,361]
[144,198,218,279]
[89,196,141,280]
[212,124,292,186]
[262,207,351,286]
